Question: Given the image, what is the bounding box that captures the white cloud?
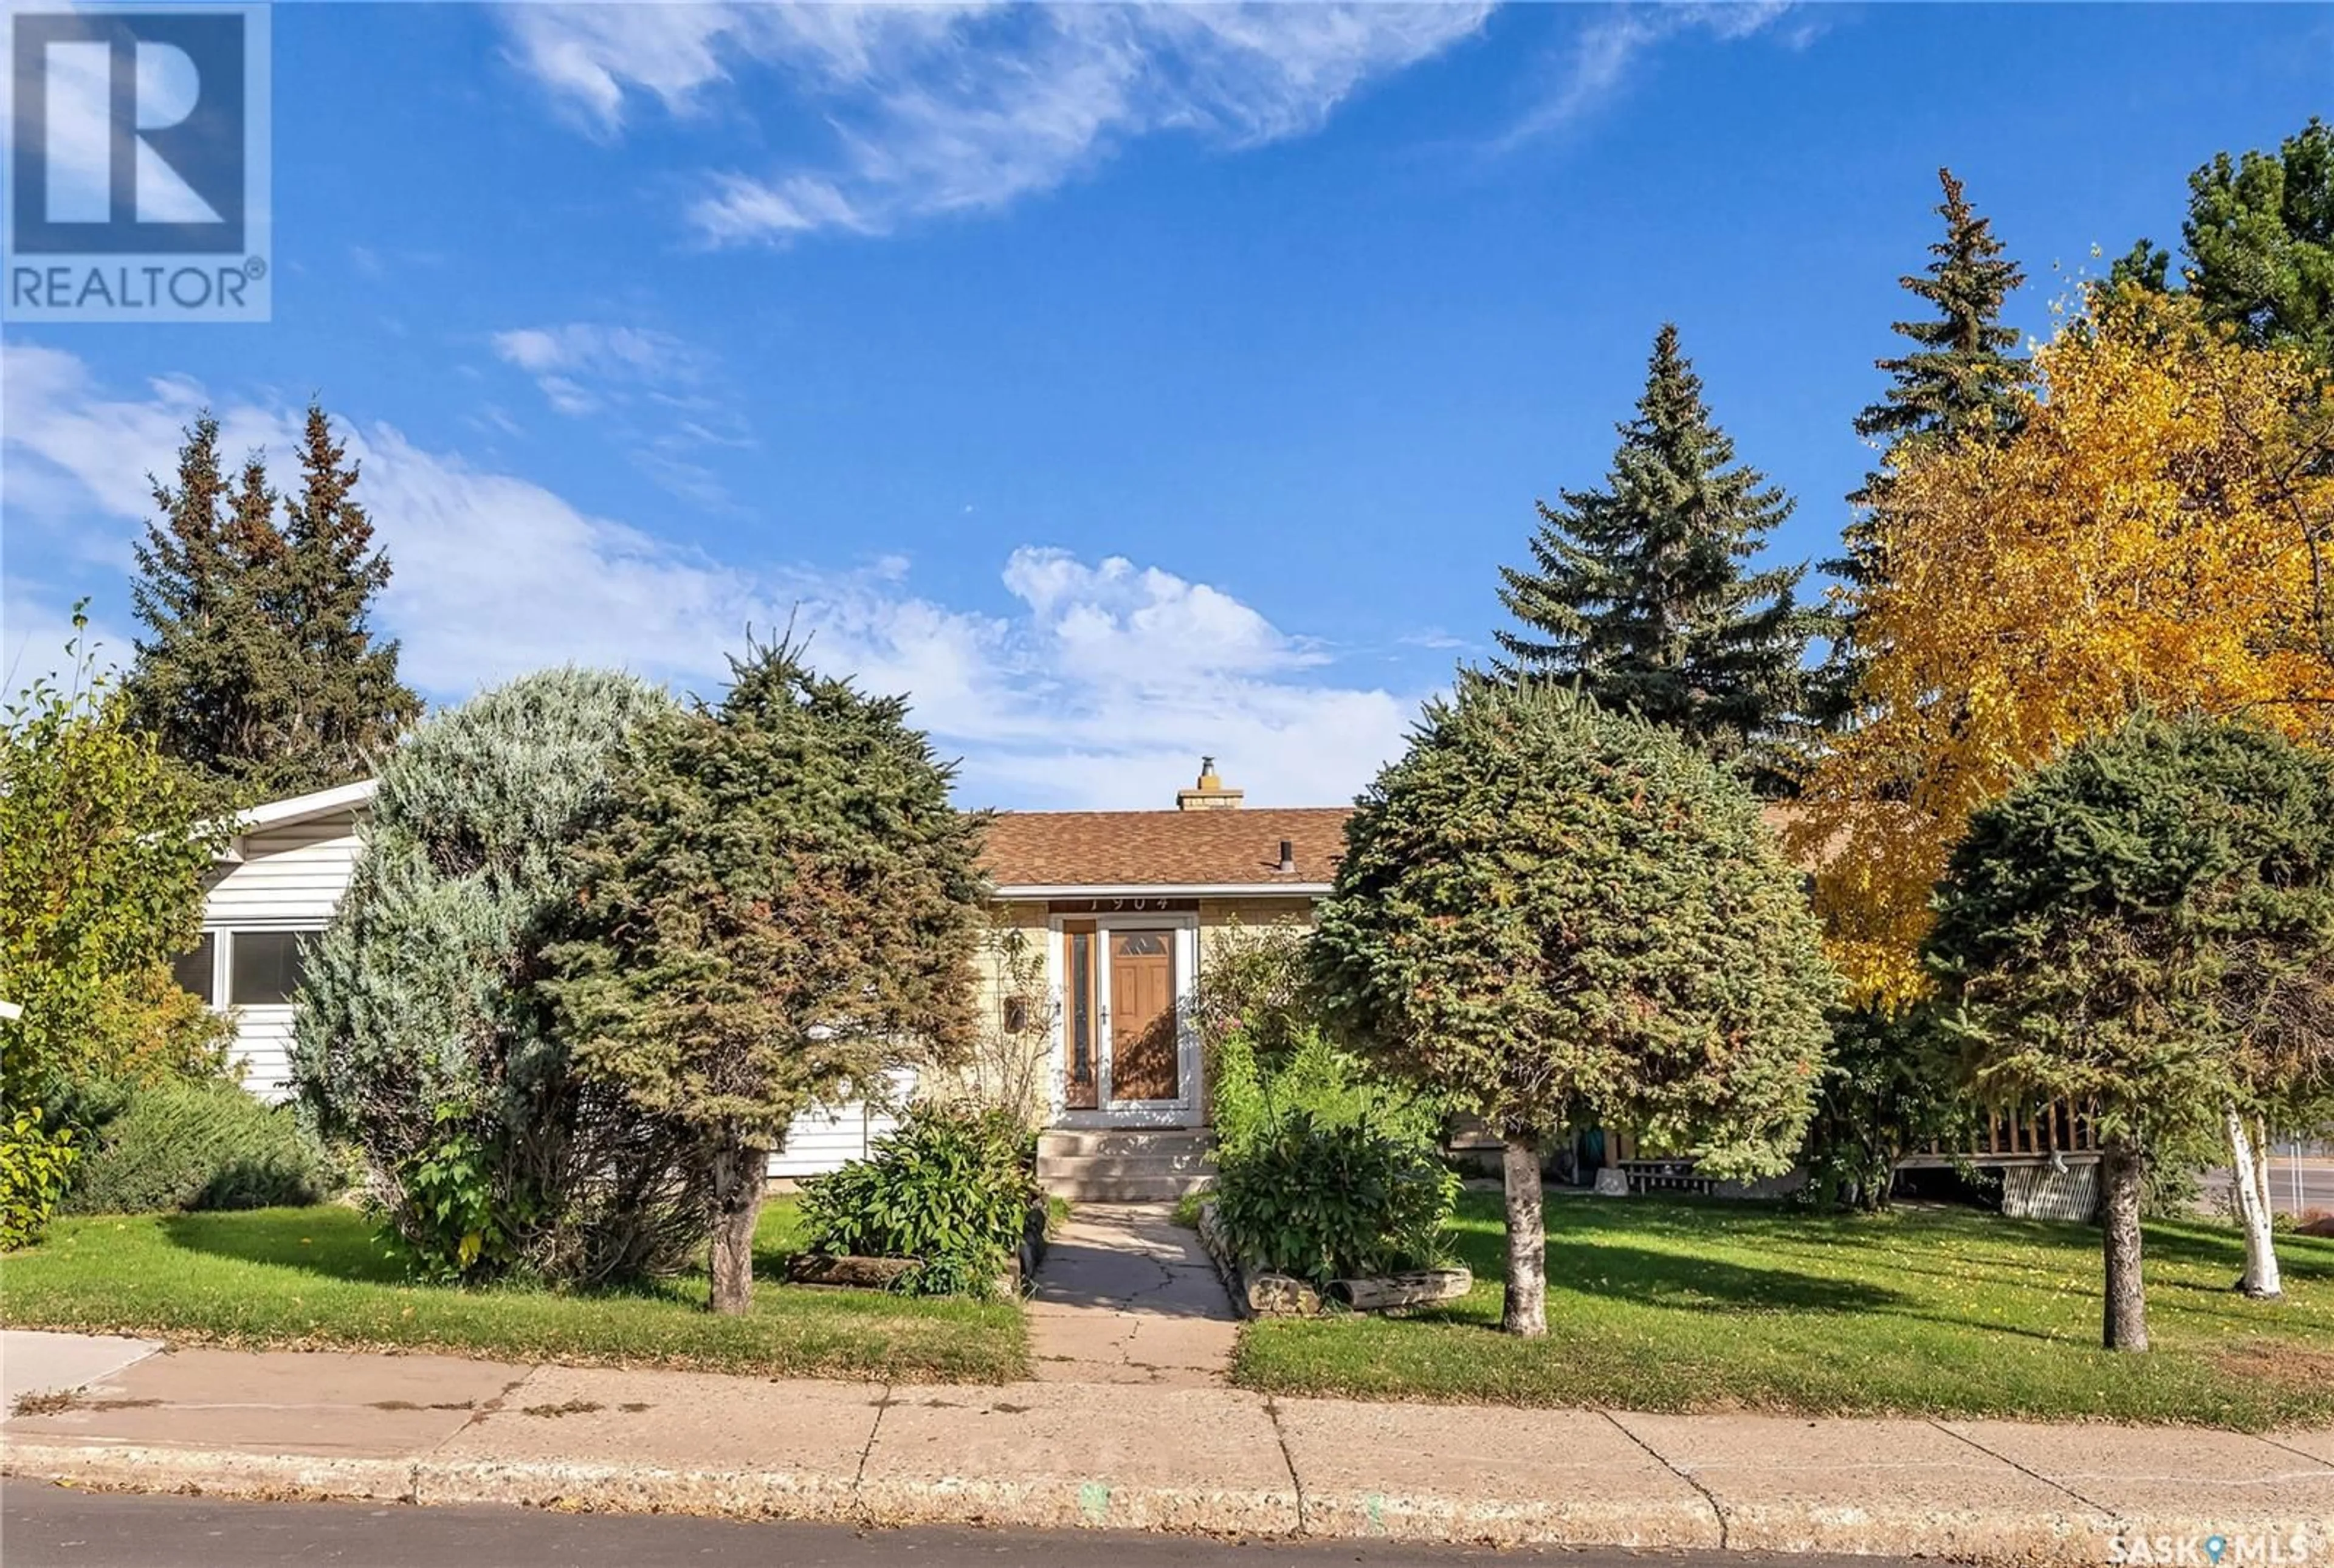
[489,322,701,414]
[485,320,747,503]
[3,345,1416,808]
[1497,1,1798,148]
[492,322,689,379]
[498,2,1492,241]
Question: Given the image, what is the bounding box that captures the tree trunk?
[2098,1143,2149,1352]
[2225,1107,2283,1301]
[708,1137,767,1316]
[1501,1132,1547,1338]
[2253,1117,2277,1230]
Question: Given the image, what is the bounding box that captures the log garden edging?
[1195,1201,1469,1319]
[783,1196,1055,1298]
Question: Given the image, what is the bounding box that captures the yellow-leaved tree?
[1792,287,2334,1006]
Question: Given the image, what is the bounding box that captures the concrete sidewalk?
[3,1335,2330,1564]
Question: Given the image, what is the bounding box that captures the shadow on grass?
[157,1207,405,1284]
[1433,1222,1913,1317]
[156,1208,716,1307]
[1547,1243,1909,1314]
[2145,1222,2334,1286]
[155,1203,820,1298]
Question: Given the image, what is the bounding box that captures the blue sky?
[4,2,2325,808]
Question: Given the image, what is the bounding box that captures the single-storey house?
[185,761,1334,1197]
[184,761,2101,1214]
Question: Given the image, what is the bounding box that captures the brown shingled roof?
[981,807,1351,890]
[979,800,1816,892]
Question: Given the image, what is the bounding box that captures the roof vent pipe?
[1278,839,1295,874]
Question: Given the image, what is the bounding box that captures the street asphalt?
[0,1482,1926,1568]
[2201,1160,2334,1216]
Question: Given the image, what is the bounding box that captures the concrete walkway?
[1025,1203,1238,1386]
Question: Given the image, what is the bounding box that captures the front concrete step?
[1038,1128,1215,1201]
[1042,1172,1217,1203]
[1042,1154,1209,1180]
[1037,1128,1213,1157]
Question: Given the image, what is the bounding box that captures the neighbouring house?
[176,779,375,1099]
[182,760,2102,1215]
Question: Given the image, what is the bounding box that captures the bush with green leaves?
[1797,1006,1972,1212]
[384,1105,522,1281]
[63,1079,336,1216]
[1186,916,1315,1064]
[293,667,702,1285]
[1213,1112,1457,1287]
[2,611,226,1114]
[797,1108,1038,1298]
[0,1108,80,1250]
[1210,1027,1445,1164]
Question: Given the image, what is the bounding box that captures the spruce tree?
[1495,323,1808,784]
[123,405,419,799]
[1927,712,2334,1347]
[1812,169,2028,732]
[275,405,421,790]
[1312,677,1838,1335]
[124,416,284,801]
[545,634,986,1315]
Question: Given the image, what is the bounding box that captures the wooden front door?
[1107,930,1179,1102]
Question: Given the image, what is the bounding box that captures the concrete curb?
[1298,1485,1726,1550]
[856,1473,1300,1537]
[1713,1502,2115,1563]
[2,1442,421,1505]
[10,1436,2302,1563]
[1,1441,1296,1538]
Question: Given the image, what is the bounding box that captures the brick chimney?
[1176,755,1244,811]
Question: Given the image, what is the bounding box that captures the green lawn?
[0,1201,1025,1383]
[1232,1192,2334,1429]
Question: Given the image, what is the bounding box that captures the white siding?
[227,1007,297,1102]
[198,807,367,1102]
[204,819,365,927]
[768,1071,915,1180]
